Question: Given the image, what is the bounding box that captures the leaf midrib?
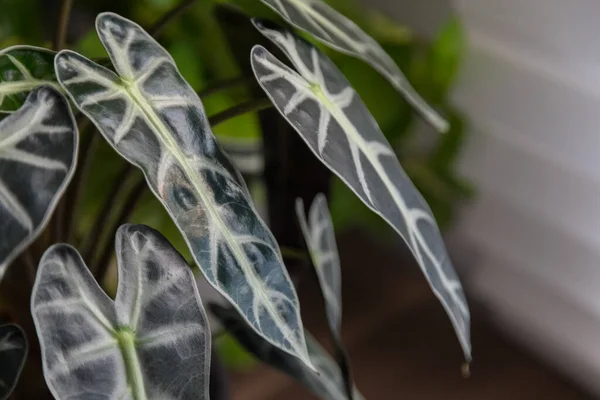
[123,82,305,359]
[273,58,463,317]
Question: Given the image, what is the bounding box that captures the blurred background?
[1,0,598,398]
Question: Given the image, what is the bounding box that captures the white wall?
[452,0,600,393]
[368,0,600,393]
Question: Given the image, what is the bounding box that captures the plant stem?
[116,329,147,400]
[208,98,273,127]
[65,119,98,243]
[21,250,37,285]
[54,0,74,50]
[82,163,135,264]
[93,177,147,282]
[148,0,199,38]
[197,76,254,99]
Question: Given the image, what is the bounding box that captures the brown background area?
[227,230,593,399]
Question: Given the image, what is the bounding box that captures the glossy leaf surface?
[55,13,311,368]
[259,0,447,131]
[251,21,471,360]
[211,304,363,400]
[296,194,341,337]
[0,86,77,280]
[0,46,61,113]
[32,224,211,400]
[0,324,27,400]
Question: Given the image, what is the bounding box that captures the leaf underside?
[0,86,77,280]
[211,304,363,400]
[0,324,27,400]
[251,21,471,360]
[296,194,341,338]
[32,224,211,400]
[0,46,61,114]
[54,12,312,368]
[259,0,448,132]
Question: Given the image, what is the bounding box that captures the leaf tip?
[461,361,471,378]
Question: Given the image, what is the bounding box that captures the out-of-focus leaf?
[430,107,466,170]
[365,11,413,45]
[296,194,341,336]
[55,13,313,369]
[259,0,447,131]
[203,92,262,140]
[410,17,465,103]
[0,86,77,280]
[32,224,211,399]
[73,29,107,60]
[251,21,471,360]
[0,46,62,113]
[211,304,364,400]
[168,40,206,91]
[215,332,256,370]
[0,324,27,400]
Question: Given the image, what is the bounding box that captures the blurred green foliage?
[0,0,474,368]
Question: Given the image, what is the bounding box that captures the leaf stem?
[148,0,199,38]
[93,177,147,282]
[115,328,148,400]
[54,0,74,50]
[197,76,254,98]
[65,119,98,243]
[208,98,273,127]
[82,163,135,265]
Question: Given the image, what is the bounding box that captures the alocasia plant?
[0,86,77,279]
[250,20,471,360]
[0,324,27,400]
[0,1,472,398]
[54,12,312,369]
[31,224,211,399]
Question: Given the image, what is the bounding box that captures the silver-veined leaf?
[211,304,364,400]
[0,86,77,280]
[259,0,447,132]
[54,12,312,369]
[251,21,471,360]
[0,324,27,400]
[0,46,62,114]
[296,194,341,337]
[31,224,211,400]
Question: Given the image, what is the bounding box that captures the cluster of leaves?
[1,0,472,245]
[0,1,473,399]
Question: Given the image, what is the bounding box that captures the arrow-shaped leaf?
[0,86,77,280]
[0,324,27,400]
[0,46,62,114]
[251,20,471,360]
[211,303,364,400]
[296,194,355,397]
[32,224,211,400]
[55,12,312,369]
[259,0,447,131]
[296,194,341,337]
